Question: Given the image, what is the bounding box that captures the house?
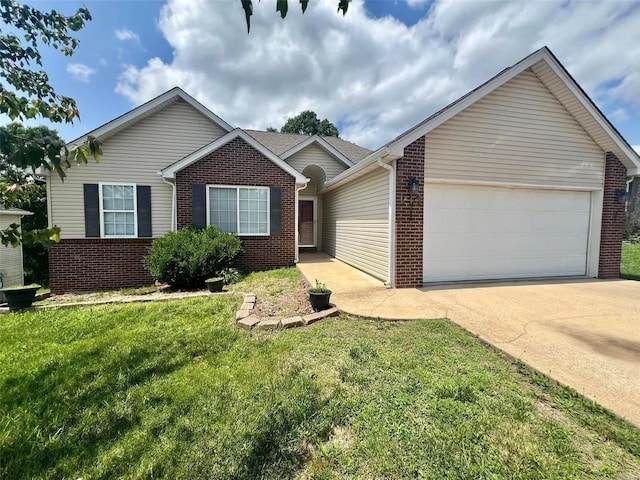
[0,208,32,300]
[46,47,640,293]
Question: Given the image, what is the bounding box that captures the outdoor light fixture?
[408,177,420,194]
[615,189,631,203]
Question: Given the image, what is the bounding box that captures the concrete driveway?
[297,253,640,427]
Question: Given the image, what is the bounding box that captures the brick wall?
[599,152,627,278]
[49,239,154,293]
[394,136,425,288]
[176,136,297,272]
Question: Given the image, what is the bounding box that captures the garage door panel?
[423,184,591,282]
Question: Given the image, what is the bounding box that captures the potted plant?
[205,277,224,293]
[0,283,41,311]
[309,279,332,312]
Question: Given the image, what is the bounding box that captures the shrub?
[145,226,242,289]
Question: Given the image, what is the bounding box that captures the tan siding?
[322,168,389,280]
[425,69,605,188]
[0,215,24,293]
[285,144,347,182]
[50,99,227,238]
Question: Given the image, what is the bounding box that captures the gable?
[425,69,604,188]
[285,143,348,182]
[48,99,228,239]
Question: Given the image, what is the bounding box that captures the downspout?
[160,175,176,231]
[294,180,310,264]
[377,156,395,288]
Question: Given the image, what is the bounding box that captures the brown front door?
[299,200,314,246]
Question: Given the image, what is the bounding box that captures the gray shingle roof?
[245,130,371,163]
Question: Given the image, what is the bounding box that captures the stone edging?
[235,292,339,330]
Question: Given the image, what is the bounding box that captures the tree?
[0,1,101,248]
[0,123,57,282]
[241,0,350,33]
[280,110,340,137]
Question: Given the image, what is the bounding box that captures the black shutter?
[137,185,152,237]
[83,184,100,238]
[192,184,207,228]
[270,187,282,235]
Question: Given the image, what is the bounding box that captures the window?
[208,186,269,235]
[100,184,137,237]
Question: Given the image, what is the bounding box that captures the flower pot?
[309,290,332,312]
[205,278,224,293]
[0,284,40,311]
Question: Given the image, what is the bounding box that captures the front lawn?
[621,243,640,280]
[1,271,639,479]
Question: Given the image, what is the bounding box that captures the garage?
[423,183,592,282]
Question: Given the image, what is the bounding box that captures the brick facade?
[176,136,297,272]
[49,239,154,293]
[394,136,425,288]
[598,152,627,279]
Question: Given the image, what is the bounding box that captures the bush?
[145,226,242,289]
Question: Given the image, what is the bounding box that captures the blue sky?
[4,0,640,151]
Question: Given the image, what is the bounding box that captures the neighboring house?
[46,47,640,293]
[0,208,32,301]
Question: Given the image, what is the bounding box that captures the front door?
[299,200,315,246]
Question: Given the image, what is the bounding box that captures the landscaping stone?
[240,302,255,311]
[280,316,304,329]
[255,318,280,330]
[237,315,261,330]
[303,306,340,325]
[236,309,251,320]
[243,294,256,303]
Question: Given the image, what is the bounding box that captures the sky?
[4,0,640,153]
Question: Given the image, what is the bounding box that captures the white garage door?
[423,184,592,282]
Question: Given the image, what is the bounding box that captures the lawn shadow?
[0,339,203,478]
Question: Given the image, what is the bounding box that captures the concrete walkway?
[297,253,640,427]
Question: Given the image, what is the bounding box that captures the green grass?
[621,244,640,280]
[1,272,639,479]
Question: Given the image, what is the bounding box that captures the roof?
[383,46,640,175]
[0,208,33,216]
[67,87,234,147]
[161,128,308,184]
[245,130,371,164]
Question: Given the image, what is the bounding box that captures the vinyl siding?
[425,69,605,188]
[322,167,389,280]
[0,215,25,296]
[285,144,348,182]
[49,99,227,238]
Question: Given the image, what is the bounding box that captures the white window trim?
[98,182,138,239]
[206,185,270,236]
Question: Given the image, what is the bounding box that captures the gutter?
[377,157,396,287]
[160,174,176,231]
[322,146,399,193]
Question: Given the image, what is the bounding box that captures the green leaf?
[338,0,350,15]
[241,0,253,33]
[277,0,288,18]
[300,0,309,13]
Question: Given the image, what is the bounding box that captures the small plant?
[145,226,242,289]
[220,268,242,285]
[308,279,332,312]
[309,279,330,294]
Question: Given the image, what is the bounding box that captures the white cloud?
[115,0,640,149]
[611,108,630,123]
[405,0,430,8]
[67,63,95,82]
[115,28,140,42]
